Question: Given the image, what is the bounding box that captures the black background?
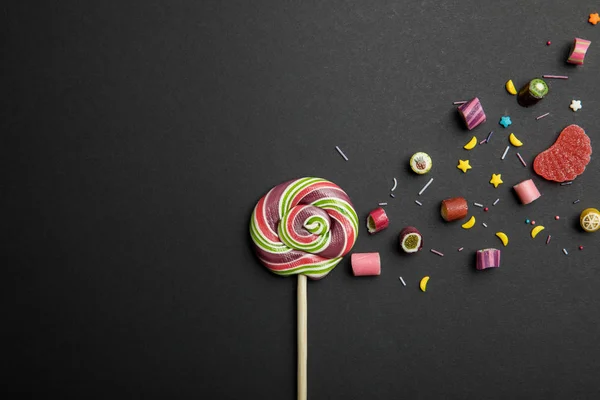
[3,1,600,399]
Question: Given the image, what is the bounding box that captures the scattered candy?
[473,202,483,208]
[574,199,581,204]
[560,182,573,186]
[399,276,406,286]
[563,248,569,255]
[531,225,545,238]
[518,78,548,107]
[542,75,568,80]
[501,146,510,160]
[580,208,600,233]
[399,226,424,253]
[509,133,523,147]
[589,13,600,25]
[476,248,501,270]
[514,179,541,205]
[479,139,487,145]
[419,276,430,292]
[490,173,503,188]
[484,207,489,212]
[335,146,349,161]
[482,222,488,228]
[390,193,396,198]
[493,199,500,206]
[536,112,550,120]
[495,232,509,246]
[505,80,517,95]
[463,136,478,150]
[461,215,476,229]
[418,178,434,196]
[453,100,468,105]
[533,125,591,182]
[410,152,433,174]
[486,131,494,143]
[430,249,444,257]
[516,152,527,167]
[250,177,358,279]
[579,246,584,251]
[531,220,536,225]
[569,100,582,112]
[440,197,468,222]
[351,253,381,276]
[546,235,551,244]
[499,116,512,128]
[546,41,551,46]
[391,178,398,192]
[458,97,486,130]
[567,38,591,65]
[367,207,389,234]
[458,247,464,252]
[378,202,388,206]
[415,200,423,206]
[525,219,530,224]
[457,159,472,173]
[555,216,559,220]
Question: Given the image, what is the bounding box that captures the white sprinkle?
[562,248,569,255]
[493,198,500,206]
[378,202,388,206]
[399,277,406,286]
[536,112,550,120]
[573,199,581,204]
[418,178,434,196]
[335,146,348,161]
[560,181,573,186]
[415,200,423,206]
[390,193,396,198]
[430,249,444,257]
[474,202,483,208]
[453,100,468,105]
[458,247,464,252]
[391,178,398,192]
[501,146,510,160]
[482,222,488,228]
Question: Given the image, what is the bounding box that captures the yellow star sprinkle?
[490,174,503,188]
[457,159,472,173]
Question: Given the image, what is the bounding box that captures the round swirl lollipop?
[250,177,359,279]
[250,177,358,400]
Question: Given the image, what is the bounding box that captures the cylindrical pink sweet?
[513,179,541,205]
[567,38,591,65]
[458,97,486,130]
[440,197,468,221]
[476,248,501,270]
[351,253,381,276]
[367,207,389,234]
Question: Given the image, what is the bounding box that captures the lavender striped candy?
[476,248,501,270]
[458,97,486,130]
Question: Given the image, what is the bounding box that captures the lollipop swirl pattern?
[250,177,359,279]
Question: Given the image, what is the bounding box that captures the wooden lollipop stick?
[297,274,307,400]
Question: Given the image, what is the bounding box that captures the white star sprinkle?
[570,100,582,112]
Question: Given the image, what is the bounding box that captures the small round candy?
[484,207,489,212]
[531,220,536,225]
[579,246,584,250]
[555,215,560,220]
[410,152,433,175]
[525,219,530,224]
[546,41,551,46]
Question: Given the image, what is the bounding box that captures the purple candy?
[458,97,486,130]
[476,248,501,270]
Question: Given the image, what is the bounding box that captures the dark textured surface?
[3,1,600,399]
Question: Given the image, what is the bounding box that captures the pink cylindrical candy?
[567,38,591,65]
[476,248,501,270]
[513,179,541,205]
[458,97,486,130]
[367,207,389,234]
[351,253,381,276]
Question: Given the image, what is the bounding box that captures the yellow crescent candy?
[531,225,545,238]
[461,215,476,229]
[495,232,509,246]
[506,79,517,95]
[509,133,523,147]
[420,276,430,292]
[463,136,477,150]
